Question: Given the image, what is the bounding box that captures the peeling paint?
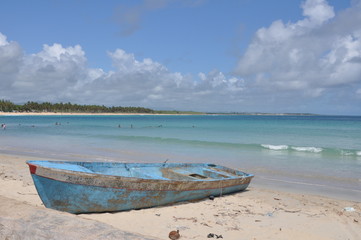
[27,161,254,213]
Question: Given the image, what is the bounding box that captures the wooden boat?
[27,161,254,213]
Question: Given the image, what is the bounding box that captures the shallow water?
[1,114,360,200]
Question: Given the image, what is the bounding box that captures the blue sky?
[0,0,360,114]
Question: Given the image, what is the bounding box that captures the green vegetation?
[0,100,205,114]
[0,100,17,112]
[0,100,154,113]
[0,100,316,115]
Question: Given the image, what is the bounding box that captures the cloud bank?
[1,0,361,114]
[0,32,244,111]
[235,0,361,113]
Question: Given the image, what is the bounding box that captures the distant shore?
[0,111,318,116]
[0,112,183,116]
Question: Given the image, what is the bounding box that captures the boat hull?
[27,161,253,213]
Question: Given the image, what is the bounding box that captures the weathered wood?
[27,161,254,213]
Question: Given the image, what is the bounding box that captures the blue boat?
[27,161,254,213]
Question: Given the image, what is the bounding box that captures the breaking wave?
[261,144,289,150]
[259,144,360,157]
[261,144,323,153]
[100,134,361,158]
[290,146,323,153]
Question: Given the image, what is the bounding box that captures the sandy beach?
[0,154,360,239]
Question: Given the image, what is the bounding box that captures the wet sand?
[0,154,360,239]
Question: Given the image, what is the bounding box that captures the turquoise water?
[1,115,360,200]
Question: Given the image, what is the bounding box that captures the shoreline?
[2,142,359,203]
[0,112,181,116]
[0,111,324,116]
[1,153,360,239]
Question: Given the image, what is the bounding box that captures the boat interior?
[28,161,247,181]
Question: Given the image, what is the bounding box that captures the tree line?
[0,100,155,113]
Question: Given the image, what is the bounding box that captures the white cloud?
[235,0,361,113]
[108,49,166,74]
[0,40,95,102]
[0,33,8,46]
[0,33,22,76]
[0,32,243,111]
[300,0,334,26]
[14,43,89,101]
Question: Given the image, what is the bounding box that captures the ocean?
[1,114,360,201]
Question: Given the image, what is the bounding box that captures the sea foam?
[291,146,323,153]
[261,144,289,150]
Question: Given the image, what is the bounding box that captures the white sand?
[0,154,360,239]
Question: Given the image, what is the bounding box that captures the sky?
[0,0,361,115]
